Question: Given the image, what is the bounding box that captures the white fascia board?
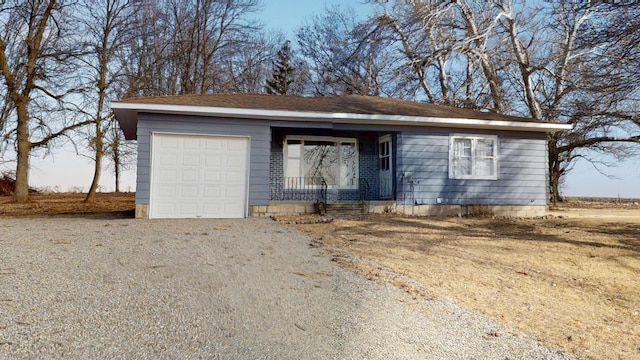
[110,102,573,132]
[330,113,572,131]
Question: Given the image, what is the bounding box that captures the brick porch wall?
[269,143,379,202]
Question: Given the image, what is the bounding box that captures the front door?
[378,135,393,199]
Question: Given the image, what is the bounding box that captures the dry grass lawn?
[0,192,134,217]
[294,206,640,360]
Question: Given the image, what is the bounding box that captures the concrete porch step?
[323,202,368,215]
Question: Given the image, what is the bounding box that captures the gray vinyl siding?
[135,113,271,206]
[396,129,548,206]
[134,112,550,208]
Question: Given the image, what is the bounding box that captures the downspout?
[411,181,415,216]
[400,173,405,215]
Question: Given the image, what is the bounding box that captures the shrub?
[0,173,16,196]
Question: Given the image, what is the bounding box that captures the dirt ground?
[0,192,134,217]
[293,204,640,360]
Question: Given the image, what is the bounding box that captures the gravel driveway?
[0,217,574,359]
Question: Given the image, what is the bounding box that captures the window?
[379,137,391,171]
[285,136,358,188]
[449,135,498,180]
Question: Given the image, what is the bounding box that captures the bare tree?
[74,0,136,202]
[118,1,177,96]
[220,32,283,93]
[104,116,136,192]
[296,5,398,97]
[0,0,89,202]
[495,1,640,202]
[378,1,510,109]
[120,0,264,97]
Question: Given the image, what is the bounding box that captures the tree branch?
[30,119,93,150]
[559,135,640,153]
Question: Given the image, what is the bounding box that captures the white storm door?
[379,135,393,199]
[150,133,249,219]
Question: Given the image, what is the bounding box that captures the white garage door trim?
[149,132,250,219]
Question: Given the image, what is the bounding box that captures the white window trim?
[378,134,392,172]
[284,136,359,189]
[448,134,499,180]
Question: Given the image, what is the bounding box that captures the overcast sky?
[23,0,640,198]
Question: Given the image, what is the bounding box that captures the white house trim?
[111,102,573,134]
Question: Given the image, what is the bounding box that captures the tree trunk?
[112,130,121,193]
[549,168,561,206]
[548,137,561,205]
[114,160,120,193]
[84,135,103,203]
[13,103,31,203]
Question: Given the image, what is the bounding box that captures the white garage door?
[150,133,249,219]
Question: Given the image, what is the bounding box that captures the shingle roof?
[113,93,573,140]
[117,93,542,123]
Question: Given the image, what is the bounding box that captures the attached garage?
[150,133,249,219]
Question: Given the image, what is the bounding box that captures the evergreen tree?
[265,42,295,95]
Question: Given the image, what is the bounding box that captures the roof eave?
[112,108,138,140]
[111,102,573,139]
